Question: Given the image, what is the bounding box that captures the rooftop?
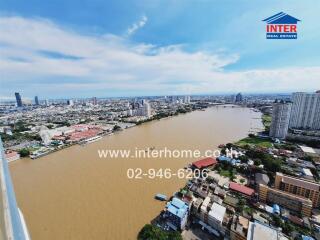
[247,221,288,240]
[192,157,217,169]
[208,203,226,224]
[166,197,189,219]
[255,173,270,185]
[229,182,255,196]
[299,145,320,155]
[276,172,320,191]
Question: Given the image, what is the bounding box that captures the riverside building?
[289,91,320,130]
[269,100,292,139]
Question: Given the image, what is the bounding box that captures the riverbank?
[6,105,211,161]
[9,106,263,240]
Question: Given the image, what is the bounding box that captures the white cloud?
[126,15,148,36]
[0,16,319,97]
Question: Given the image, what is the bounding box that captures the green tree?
[282,222,294,235]
[113,125,121,131]
[19,148,30,157]
[239,155,248,163]
[138,224,182,240]
[254,159,261,166]
[272,215,282,228]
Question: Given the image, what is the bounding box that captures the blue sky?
[0,0,320,99]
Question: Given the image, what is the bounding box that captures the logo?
[262,12,300,39]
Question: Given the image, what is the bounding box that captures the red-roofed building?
[192,157,217,169]
[229,182,254,197]
[67,129,102,142]
[289,215,303,226]
[5,151,20,162]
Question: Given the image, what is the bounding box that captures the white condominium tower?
[143,101,152,118]
[138,100,152,118]
[269,100,292,139]
[289,91,320,130]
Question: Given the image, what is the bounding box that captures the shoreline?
[9,105,263,240]
[8,104,254,163]
[138,109,264,238]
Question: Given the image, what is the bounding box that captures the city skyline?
[1,1,320,240]
[1,1,320,99]
[0,91,300,103]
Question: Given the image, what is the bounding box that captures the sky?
[0,0,320,99]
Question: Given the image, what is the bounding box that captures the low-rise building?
[198,197,226,235]
[165,197,189,230]
[230,215,249,240]
[224,194,239,208]
[229,182,255,198]
[247,221,288,240]
[5,151,20,162]
[275,172,320,207]
[259,184,313,217]
[192,157,217,169]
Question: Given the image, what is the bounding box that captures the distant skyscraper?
[143,101,152,118]
[269,100,292,139]
[92,97,97,105]
[170,96,177,104]
[137,100,152,118]
[183,96,191,104]
[289,91,320,130]
[14,92,22,107]
[67,99,74,106]
[235,93,243,103]
[34,96,39,105]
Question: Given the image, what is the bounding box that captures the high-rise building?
[183,96,191,104]
[269,100,292,139]
[92,97,97,105]
[289,91,320,130]
[67,99,74,106]
[15,92,22,107]
[170,96,177,104]
[142,101,152,118]
[34,96,39,105]
[235,93,243,103]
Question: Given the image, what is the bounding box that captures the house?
[165,198,189,230]
[192,157,217,169]
[230,215,249,240]
[218,156,241,166]
[229,182,255,198]
[5,151,20,162]
[224,194,239,208]
[198,198,227,236]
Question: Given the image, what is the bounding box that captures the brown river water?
[9,106,263,240]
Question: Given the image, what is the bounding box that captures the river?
[9,106,263,240]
